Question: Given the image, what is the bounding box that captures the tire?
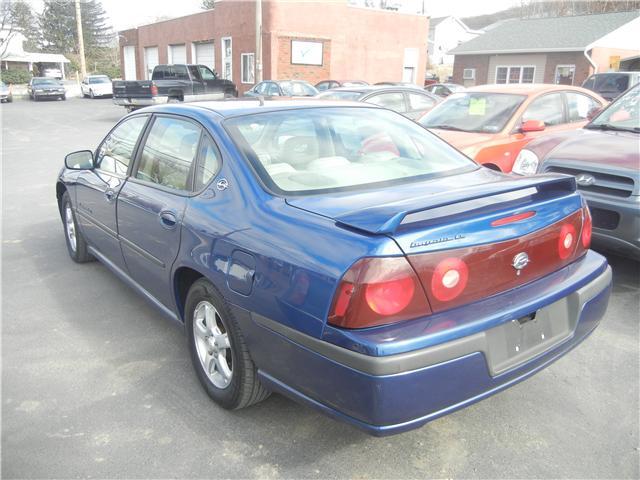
[6,95,12,103]
[89,89,94,99]
[185,279,270,410]
[61,94,66,101]
[61,192,92,263]
[33,94,38,102]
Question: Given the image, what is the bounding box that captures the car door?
[117,115,203,308]
[197,65,224,98]
[74,115,150,270]
[188,65,205,95]
[405,91,438,120]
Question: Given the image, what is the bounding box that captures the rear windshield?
[317,90,363,101]
[279,81,318,97]
[89,76,110,84]
[152,65,189,80]
[419,92,525,133]
[590,74,630,95]
[32,78,60,86]
[224,107,476,195]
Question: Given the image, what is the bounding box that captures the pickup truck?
[112,64,238,112]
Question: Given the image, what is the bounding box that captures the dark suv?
[582,72,640,101]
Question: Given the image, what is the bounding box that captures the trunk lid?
[287,169,588,313]
[112,80,154,98]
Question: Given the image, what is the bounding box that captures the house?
[118,0,429,94]
[427,16,482,81]
[449,11,640,87]
[0,29,70,79]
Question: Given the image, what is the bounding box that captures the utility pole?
[75,0,87,79]
[255,0,262,83]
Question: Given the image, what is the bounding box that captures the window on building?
[555,65,575,85]
[136,117,202,191]
[463,68,475,80]
[221,37,232,81]
[496,66,535,84]
[241,53,255,84]
[96,116,148,175]
[522,93,564,126]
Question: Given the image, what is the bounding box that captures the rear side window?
[566,92,601,122]
[194,136,222,190]
[136,117,202,191]
[408,92,436,111]
[522,93,564,126]
[96,116,148,175]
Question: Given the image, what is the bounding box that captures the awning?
[1,52,70,63]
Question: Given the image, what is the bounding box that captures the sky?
[27,0,520,31]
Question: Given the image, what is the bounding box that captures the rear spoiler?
[335,174,577,235]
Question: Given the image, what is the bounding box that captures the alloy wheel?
[192,300,233,389]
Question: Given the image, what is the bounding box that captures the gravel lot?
[2,97,639,479]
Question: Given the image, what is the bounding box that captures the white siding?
[487,54,547,84]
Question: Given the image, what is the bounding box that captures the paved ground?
[2,98,639,479]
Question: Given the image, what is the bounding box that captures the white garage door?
[123,45,137,80]
[144,46,159,80]
[168,44,187,65]
[194,42,215,70]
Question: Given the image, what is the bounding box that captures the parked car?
[112,64,237,112]
[81,74,113,98]
[582,72,640,101]
[42,67,63,80]
[0,81,12,103]
[244,80,319,98]
[418,84,606,172]
[57,99,611,435]
[514,84,640,260]
[425,83,465,97]
[28,77,66,101]
[374,81,422,88]
[315,80,368,91]
[316,85,440,120]
[424,73,438,87]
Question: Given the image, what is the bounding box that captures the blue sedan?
[56,100,612,435]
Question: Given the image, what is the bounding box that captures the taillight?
[430,257,469,302]
[328,257,431,329]
[558,223,576,259]
[150,83,158,96]
[582,206,592,249]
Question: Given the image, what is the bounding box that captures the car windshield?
[89,77,110,84]
[279,81,318,96]
[419,92,526,133]
[224,107,476,195]
[591,74,630,96]
[588,84,639,133]
[33,78,60,86]
[316,90,363,101]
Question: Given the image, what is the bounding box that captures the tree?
[201,0,215,10]
[39,0,113,56]
[1,0,38,57]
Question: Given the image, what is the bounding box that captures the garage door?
[123,46,137,80]
[168,44,187,65]
[194,42,215,70]
[144,46,159,80]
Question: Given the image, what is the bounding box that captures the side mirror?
[587,106,602,121]
[65,150,94,170]
[521,119,545,133]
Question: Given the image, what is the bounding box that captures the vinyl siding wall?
[487,53,547,83]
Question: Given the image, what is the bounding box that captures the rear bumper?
[240,251,611,435]
[112,96,168,107]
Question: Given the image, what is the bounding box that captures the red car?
[418,84,606,172]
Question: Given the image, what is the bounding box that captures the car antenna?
[257,95,265,106]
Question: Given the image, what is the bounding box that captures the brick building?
[449,11,640,87]
[118,0,429,94]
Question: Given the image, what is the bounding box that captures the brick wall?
[543,51,591,85]
[276,36,331,83]
[452,54,489,86]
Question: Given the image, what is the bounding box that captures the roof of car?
[462,83,597,95]
[319,85,425,94]
[148,98,378,118]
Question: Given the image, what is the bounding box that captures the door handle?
[104,189,116,202]
[159,210,178,229]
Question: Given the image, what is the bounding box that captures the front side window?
[225,107,476,195]
[522,93,564,126]
[198,66,216,80]
[96,116,148,175]
[365,92,406,112]
[136,117,202,191]
[408,92,436,111]
[267,83,281,96]
[566,92,601,122]
[420,92,525,133]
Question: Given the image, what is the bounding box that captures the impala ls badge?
[575,173,596,187]
[512,252,530,275]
